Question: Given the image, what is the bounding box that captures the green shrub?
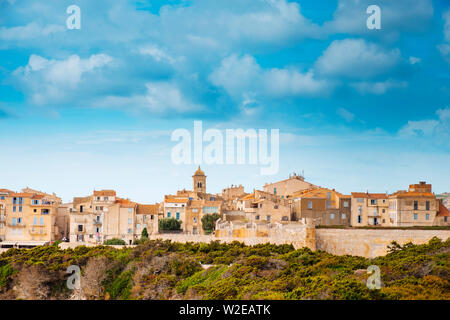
[104,239,127,245]
[159,218,182,231]
[201,213,221,233]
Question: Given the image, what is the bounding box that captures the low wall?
[316,228,450,258]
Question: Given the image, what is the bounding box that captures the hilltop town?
[0,167,449,249]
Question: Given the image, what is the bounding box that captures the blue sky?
[0,0,449,203]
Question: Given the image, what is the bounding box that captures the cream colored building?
[388,182,440,227]
[351,192,389,226]
[70,190,159,245]
[263,173,317,199]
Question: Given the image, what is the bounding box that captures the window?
[266,215,271,222]
[382,209,385,213]
[192,208,198,213]
[273,188,277,195]
[176,212,180,220]
[357,198,364,203]
[78,225,83,232]
[255,215,260,220]
[259,203,263,208]
[32,200,39,205]
[274,205,278,209]
[282,216,288,221]
[12,197,17,204]
[19,206,22,212]
[33,209,37,213]
[343,201,349,208]
[128,218,132,224]
[414,213,418,220]
[167,212,171,218]
[358,206,362,214]
[17,217,22,224]
[80,205,83,213]
[96,228,100,233]
[373,209,377,214]
[13,206,16,212]
[96,197,100,201]
[34,217,38,225]
[426,214,430,220]
[426,201,430,210]
[445,217,448,222]
[104,197,108,201]
[128,228,132,234]
[151,215,154,220]
[382,199,386,204]
[193,217,197,223]
[40,217,44,225]
[326,201,332,209]
[414,201,418,210]
[330,213,335,219]
[357,215,362,223]
[342,213,346,219]
[210,197,215,201]
[307,201,312,209]
[370,199,377,205]
[0,196,4,200]
[327,192,331,199]
[96,216,101,222]
[137,224,141,229]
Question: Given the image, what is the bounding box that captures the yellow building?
[351,192,389,226]
[0,189,63,247]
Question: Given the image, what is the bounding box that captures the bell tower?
[193,166,206,193]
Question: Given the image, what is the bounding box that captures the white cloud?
[210,54,330,100]
[138,45,181,65]
[336,108,355,122]
[13,54,113,105]
[351,80,408,95]
[0,22,65,41]
[409,56,421,65]
[315,39,401,79]
[98,82,204,114]
[438,10,450,63]
[398,107,450,146]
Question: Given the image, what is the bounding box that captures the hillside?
[0,238,449,300]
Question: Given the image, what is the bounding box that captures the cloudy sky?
[0,0,449,203]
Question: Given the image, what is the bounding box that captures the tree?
[159,218,182,231]
[201,213,221,234]
[141,227,149,239]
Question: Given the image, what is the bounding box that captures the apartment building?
[0,189,13,241]
[0,189,63,246]
[136,204,160,236]
[263,173,317,199]
[388,182,439,227]
[70,190,155,245]
[234,190,291,223]
[292,188,351,226]
[351,192,389,226]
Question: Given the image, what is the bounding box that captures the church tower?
[193,166,206,193]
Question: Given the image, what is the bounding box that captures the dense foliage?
[159,218,182,231]
[0,237,448,300]
[201,213,221,234]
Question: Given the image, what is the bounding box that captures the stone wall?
[316,228,450,258]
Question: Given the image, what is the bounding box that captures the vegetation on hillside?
[0,237,448,300]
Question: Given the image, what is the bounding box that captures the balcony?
[368,212,381,217]
[29,227,47,235]
[7,223,26,228]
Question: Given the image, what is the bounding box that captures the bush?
[141,228,149,239]
[104,239,126,245]
[201,213,221,233]
[159,218,182,231]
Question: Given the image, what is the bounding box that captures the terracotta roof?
[351,192,388,199]
[31,195,45,200]
[240,194,254,201]
[165,198,189,204]
[9,192,34,198]
[115,197,136,208]
[93,190,116,197]
[437,201,450,217]
[136,204,159,215]
[293,188,344,199]
[390,191,435,198]
[0,189,13,194]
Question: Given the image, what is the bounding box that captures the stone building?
[292,188,351,226]
[351,192,389,226]
[263,173,317,199]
